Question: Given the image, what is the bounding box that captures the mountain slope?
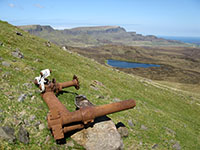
[18,25,190,47]
[0,20,200,149]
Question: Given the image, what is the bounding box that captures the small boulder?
[18,126,29,144]
[39,123,45,130]
[165,127,176,136]
[90,85,99,91]
[2,72,10,78]
[117,127,129,137]
[34,121,41,127]
[72,116,123,150]
[23,83,32,89]
[24,119,29,126]
[11,49,24,59]
[152,144,158,149]
[113,98,121,102]
[141,125,148,130]
[62,46,67,51]
[29,115,36,122]
[0,126,16,143]
[116,122,129,138]
[18,94,27,102]
[172,142,181,150]
[31,96,35,100]
[128,120,134,127]
[44,135,51,144]
[19,110,26,117]
[96,95,104,99]
[2,61,11,67]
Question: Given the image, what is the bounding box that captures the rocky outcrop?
[71,116,124,150]
[18,126,30,144]
[0,126,16,143]
[18,25,54,33]
[11,48,24,59]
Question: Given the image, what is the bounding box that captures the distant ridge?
[70,25,121,31]
[18,24,189,47]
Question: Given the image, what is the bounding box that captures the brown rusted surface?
[35,74,136,141]
[63,124,84,133]
[59,75,80,90]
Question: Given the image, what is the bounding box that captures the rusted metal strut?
[35,75,136,140]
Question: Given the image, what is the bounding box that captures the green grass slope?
[0,20,200,150]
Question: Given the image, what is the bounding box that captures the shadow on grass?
[56,90,79,97]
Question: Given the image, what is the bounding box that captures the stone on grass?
[11,49,24,59]
[0,126,16,143]
[39,123,45,130]
[141,125,148,130]
[173,142,181,150]
[18,126,29,144]
[24,119,29,126]
[44,135,51,144]
[31,96,35,100]
[72,116,123,150]
[128,120,134,127]
[18,94,27,102]
[113,98,121,102]
[2,61,11,67]
[23,83,32,89]
[29,115,36,121]
[34,121,41,127]
[8,96,14,100]
[90,85,99,91]
[2,72,10,78]
[96,95,105,99]
[165,127,176,136]
[116,122,129,138]
[117,126,129,137]
[152,144,158,149]
[19,110,26,117]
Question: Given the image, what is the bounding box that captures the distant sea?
[158,36,200,45]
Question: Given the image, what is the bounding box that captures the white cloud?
[34,4,44,9]
[9,3,15,8]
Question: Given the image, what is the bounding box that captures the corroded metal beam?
[35,73,136,140]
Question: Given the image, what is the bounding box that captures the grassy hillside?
[69,45,200,94]
[0,20,200,150]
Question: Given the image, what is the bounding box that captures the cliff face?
[61,26,126,35]
[18,25,185,47]
[19,25,54,33]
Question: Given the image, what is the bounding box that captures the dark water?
[158,36,200,45]
[107,59,160,68]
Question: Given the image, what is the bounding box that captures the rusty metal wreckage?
[34,69,136,141]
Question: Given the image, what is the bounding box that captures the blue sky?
[0,0,200,37]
